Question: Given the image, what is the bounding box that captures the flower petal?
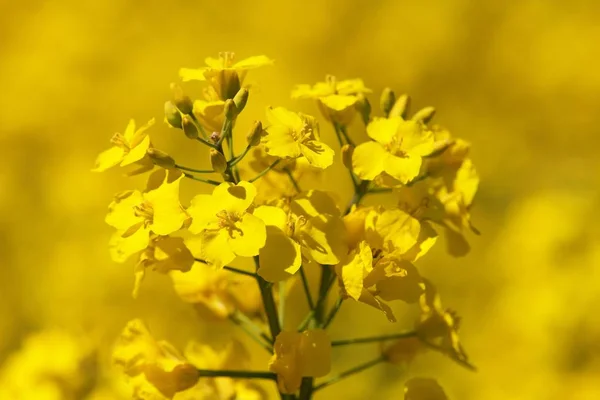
[105,190,144,230]
[298,215,347,265]
[254,205,288,230]
[367,117,401,144]
[199,230,236,269]
[383,154,422,184]
[109,227,150,263]
[262,125,302,159]
[258,226,302,282]
[144,169,187,235]
[336,241,372,300]
[266,106,304,128]
[228,214,266,257]
[179,67,207,81]
[352,141,388,180]
[298,329,331,377]
[92,146,126,172]
[291,190,340,219]
[233,55,274,69]
[299,140,334,169]
[212,181,257,215]
[187,194,220,234]
[121,135,151,167]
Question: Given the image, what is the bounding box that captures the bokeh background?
[2,0,600,398]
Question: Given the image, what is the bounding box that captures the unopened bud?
[210,131,221,143]
[182,115,199,139]
[164,101,183,129]
[389,94,411,119]
[224,99,236,120]
[246,121,263,147]
[210,149,227,174]
[411,106,436,124]
[341,144,354,170]
[233,88,249,114]
[147,148,175,169]
[380,88,396,117]
[170,83,193,114]
[355,94,371,125]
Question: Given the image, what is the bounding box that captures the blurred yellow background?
[2,0,600,398]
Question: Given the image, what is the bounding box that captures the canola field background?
[1,0,600,398]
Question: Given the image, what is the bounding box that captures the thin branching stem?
[322,297,343,329]
[299,266,315,311]
[197,369,277,380]
[229,311,273,353]
[313,356,385,392]
[249,160,280,183]
[331,331,418,347]
[183,173,221,186]
[175,164,215,174]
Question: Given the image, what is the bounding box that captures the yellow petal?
[192,99,225,133]
[367,117,401,144]
[122,119,137,142]
[290,84,315,99]
[399,120,435,157]
[187,194,220,234]
[299,215,347,265]
[254,205,287,230]
[121,135,151,167]
[299,140,334,169]
[129,118,156,147]
[366,208,420,254]
[213,181,257,215]
[298,329,331,377]
[233,55,274,69]
[291,190,340,219]
[358,289,396,322]
[336,78,371,95]
[269,331,303,394]
[404,378,448,400]
[92,146,126,172]
[373,260,424,303]
[144,169,187,235]
[337,242,371,300]
[179,67,207,81]
[109,227,150,263]
[262,125,302,159]
[199,230,237,269]
[258,226,302,282]
[383,154,422,184]
[352,141,388,180]
[404,221,438,262]
[228,214,266,257]
[151,236,195,274]
[266,106,304,128]
[318,94,357,111]
[105,190,144,230]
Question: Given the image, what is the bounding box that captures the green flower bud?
[210,149,227,174]
[147,148,176,169]
[380,88,396,117]
[224,99,236,120]
[164,101,183,129]
[341,144,354,170]
[182,115,199,140]
[246,121,263,147]
[233,88,249,114]
[389,94,411,119]
[355,94,371,125]
[411,106,436,124]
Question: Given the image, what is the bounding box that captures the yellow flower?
[352,117,435,184]
[404,378,448,400]
[269,330,331,394]
[93,118,155,172]
[192,99,226,134]
[112,319,200,400]
[180,52,273,100]
[106,169,188,263]
[262,106,334,169]
[186,181,267,268]
[292,75,371,125]
[253,190,347,282]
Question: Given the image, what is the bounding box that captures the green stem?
[279,281,286,329]
[284,168,301,193]
[183,173,221,186]
[330,331,418,347]
[344,180,369,215]
[367,187,393,194]
[253,257,282,339]
[299,266,315,311]
[194,258,255,278]
[229,311,273,353]
[229,145,252,167]
[322,297,343,329]
[339,125,355,147]
[195,136,219,150]
[313,356,385,392]
[189,112,208,139]
[249,160,280,183]
[175,164,214,174]
[197,369,277,380]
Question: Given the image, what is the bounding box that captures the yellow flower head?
[268,330,331,394]
[292,75,371,125]
[106,169,188,263]
[180,52,273,100]
[253,190,347,282]
[352,117,436,184]
[186,181,267,268]
[93,118,155,173]
[192,99,226,134]
[112,319,200,399]
[262,106,334,169]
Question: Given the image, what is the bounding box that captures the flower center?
[110,132,130,151]
[216,210,241,229]
[384,136,407,157]
[286,214,308,238]
[219,52,236,68]
[292,122,314,144]
[133,201,154,227]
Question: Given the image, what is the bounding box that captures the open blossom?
[262,106,335,169]
[269,330,331,394]
[180,52,273,100]
[93,118,155,173]
[186,181,267,268]
[352,117,436,184]
[292,75,371,125]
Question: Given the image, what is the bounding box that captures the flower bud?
[210,131,221,143]
[164,101,183,129]
[224,99,236,120]
[170,83,193,115]
[182,115,199,139]
[341,144,354,170]
[246,121,263,147]
[380,88,396,117]
[147,148,176,169]
[210,149,227,174]
[411,106,436,124]
[355,94,371,125]
[389,94,411,119]
[233,88,249,114]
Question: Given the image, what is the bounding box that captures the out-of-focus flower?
[352,117,435,184]
[262,106,334,169]
[112,319,200,400]
[292,75,371,125]
[269,330,331,394]
[0,330,97,400]
[93,118,155,173]
[106,169,188,263]
[180,52,273,100]
[186,181,266,268]
[382,337,423,366]
[404,378,448,400]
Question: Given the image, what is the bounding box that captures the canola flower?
[93,52,480,399]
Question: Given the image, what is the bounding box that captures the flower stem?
[339,125,355,147]
[284,167,301,193]
[299,266,315,311]
[313,356,385,392]
[253,257,282,339]
[183,173,221,186]
[229,311,273,353]
[322,297,343,329]
[249,160,280,183]
[175,164,215,174]
[223,266,256,278]
[330,331,418,347]
[197,369,277,380]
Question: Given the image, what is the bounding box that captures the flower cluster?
[94,52,479,399]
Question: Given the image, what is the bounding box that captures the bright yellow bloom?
[269,330,331,394]
[93,118,155,173]
[187,181,266,268]
[352,117,435,184]
[112,319,200,399]
[292,75,371,125]
[180,52,273,100]
[404,378,448,400]
[192,99,225,134]
[254,190,347,281]
[106,169,188,263]
[262,106,334,169]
